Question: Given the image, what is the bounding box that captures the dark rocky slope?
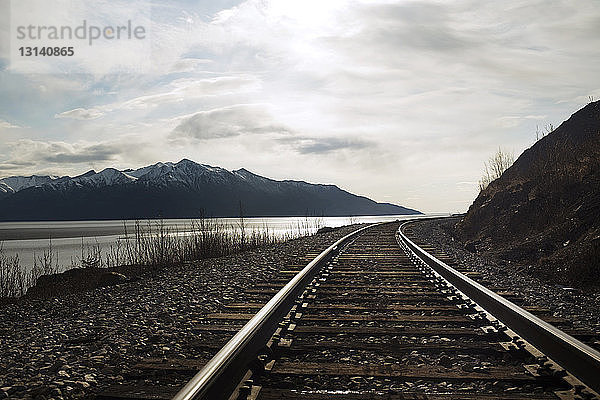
[457,101,600,288]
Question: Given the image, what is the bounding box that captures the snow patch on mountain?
[74,168,137,187]
[233,168,263,181]
[0,175,60,192]
[52,168,138,189]
[0,182,15,194]
[126,162,175,179]
[127,159,232,188]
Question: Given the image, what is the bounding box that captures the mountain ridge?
[0,159,420,221]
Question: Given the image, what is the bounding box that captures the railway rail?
[97,220,600,400]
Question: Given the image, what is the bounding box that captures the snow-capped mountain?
[0,175,60,193]
[0,159,420,220]
[131,159,233,187]
[69,168,137,188]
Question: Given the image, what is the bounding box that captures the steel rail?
[398,220,600,394]
[173,222,385,400]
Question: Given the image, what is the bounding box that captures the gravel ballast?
[0,225,361,399]
[408,218,600,334]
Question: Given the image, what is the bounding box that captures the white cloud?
[169,58,214,73]
[55,108,105,120]
[172,103,290,140]
[6,139,121,163]
[119,75,260,110]
[0,137,157,177]
[0,119,22,129]
[52,75,261,123]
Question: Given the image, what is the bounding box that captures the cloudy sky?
[1,0,599,212]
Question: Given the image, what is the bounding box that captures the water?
[0,214,443,273]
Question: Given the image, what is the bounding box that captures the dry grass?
[478,148,515,191]
[0,242,61,298]
[0,217,323,299]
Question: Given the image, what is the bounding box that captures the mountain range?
[0,159,420,221]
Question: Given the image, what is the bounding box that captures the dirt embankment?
[457,101,600,289]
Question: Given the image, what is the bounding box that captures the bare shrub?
[1,215,328,299]
[478,148,515,191]
[0,247,27,298]
[534,123,556,143]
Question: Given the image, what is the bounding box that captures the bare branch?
[478,148,514,192]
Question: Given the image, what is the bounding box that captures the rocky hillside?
[457,101,600,287]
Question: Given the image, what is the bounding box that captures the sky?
[0,0,599,213]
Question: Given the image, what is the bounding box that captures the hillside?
[0,159,420,220]
[457,100,600,287]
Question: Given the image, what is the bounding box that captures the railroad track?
[97,221,600,400]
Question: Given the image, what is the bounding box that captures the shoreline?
[0,214,421,241]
